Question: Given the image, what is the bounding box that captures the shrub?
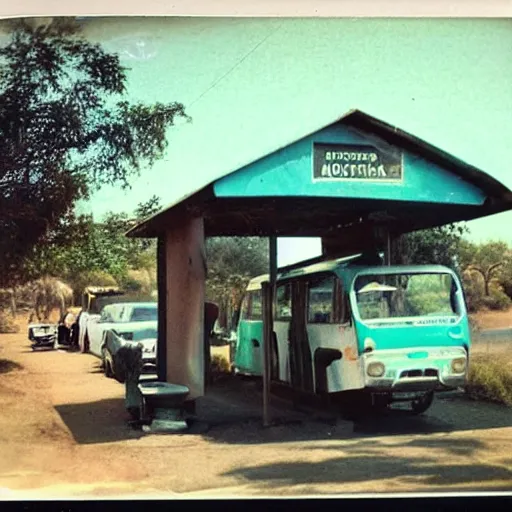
[210,354,231,374]
[462,273,485,312]
[0,309,19,333]
[480,288,511,311]
[466,355,512,406]
[67,270,118,303]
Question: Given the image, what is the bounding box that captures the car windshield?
[132,328,158,341]
[353,272,460,321]
[130,307,158,322]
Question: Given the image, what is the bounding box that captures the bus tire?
[411,391,434,415]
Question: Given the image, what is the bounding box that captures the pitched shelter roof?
[127,109,512,240]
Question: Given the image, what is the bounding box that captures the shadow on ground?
[220,448,512,492]
[55,398,144,444]
[0,359,23,374]
[198,378,512,445]
[55,376,512,447]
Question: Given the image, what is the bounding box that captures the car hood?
[115,320,157,331]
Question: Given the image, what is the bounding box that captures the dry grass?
[471,307,512,330]
[466,352,512,406]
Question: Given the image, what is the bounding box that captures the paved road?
[0,331,511,498]
[478,328,512,341]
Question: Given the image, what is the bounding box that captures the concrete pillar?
[164,216,206,400]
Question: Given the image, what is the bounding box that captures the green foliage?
[467,354,512,406]
[17,196,161,300]
[394,225,512,313]
[461,240,511,296]
[480,287,511,311]
[393,223,468,269]
[68,269,118,302]
[461,272,485,313]
[0,17,187,287]
[206,237,269,328]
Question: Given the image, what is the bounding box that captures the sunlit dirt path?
[0,324,511,499]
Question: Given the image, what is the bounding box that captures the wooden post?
[164,217,206,399]
[387,230,392,266]
[262,236,277,428]
[156,236,167,382]
[261,281,272,427]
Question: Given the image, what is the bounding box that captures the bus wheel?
[411,391,434,415]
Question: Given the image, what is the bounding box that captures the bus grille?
[400,369,438,379]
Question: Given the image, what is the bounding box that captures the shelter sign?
[313,143,403,182]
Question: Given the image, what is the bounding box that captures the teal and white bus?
[233,254,470,414]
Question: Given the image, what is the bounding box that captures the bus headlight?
[367,362,385,378]
[451,358,466,374]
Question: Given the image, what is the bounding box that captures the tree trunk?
[9,288,16,317]
[484,277,490,297]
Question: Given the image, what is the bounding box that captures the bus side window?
[248,290,263,320]
[239,294,250,321]
[275,283,292,320]
[307,276,335,324]
[333,278,350,324]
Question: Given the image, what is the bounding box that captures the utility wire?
[187,21,284,109]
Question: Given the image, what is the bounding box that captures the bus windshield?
[353,272,460,321]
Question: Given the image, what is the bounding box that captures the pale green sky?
[74,17,512,265]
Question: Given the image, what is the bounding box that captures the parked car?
[102,326,157,379]
[28,323,57,350]
[86,302,158,358]
[56,307,81,350]
[76,286,125,353]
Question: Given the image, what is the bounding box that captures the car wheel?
[411,391,434,415]
[102,350,113,378]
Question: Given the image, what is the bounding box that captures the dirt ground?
[0,315,511,499]
[471,307,512,331]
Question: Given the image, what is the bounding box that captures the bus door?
[305,275,362,394]
[274,282,292,383]
[289,279,314,393]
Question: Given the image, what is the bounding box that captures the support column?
[262,236,277,427]
[157,236,167,382]
[164,216,206,400]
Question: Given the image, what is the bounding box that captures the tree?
[460,240,511,296]
[205,237,269,329]
[18,195,162,301]
[391,223,469,270]
[0,18,188,287]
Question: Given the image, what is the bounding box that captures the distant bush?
[462,273,485,312]
[0,310,19,334]
[480,288,511,311]
[68,270,118,302]
[466,354,512,406]
[210,354,231,374]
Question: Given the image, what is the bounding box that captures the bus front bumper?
[363,347,468,392]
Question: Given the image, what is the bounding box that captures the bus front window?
[354,273,459,321]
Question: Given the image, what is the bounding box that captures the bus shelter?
[126,109,512,424]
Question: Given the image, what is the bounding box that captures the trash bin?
[114,343,144,419]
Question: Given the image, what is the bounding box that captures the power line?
[188,21,284,109]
